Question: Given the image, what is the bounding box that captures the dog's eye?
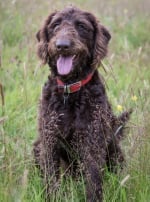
[53,22,60,28]
[51,20,61,29]
[77,22,87,31]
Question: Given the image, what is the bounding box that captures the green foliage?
[0,0,150,201]
[1,14,24,47]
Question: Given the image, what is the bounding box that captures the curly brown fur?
[33,7,131,202]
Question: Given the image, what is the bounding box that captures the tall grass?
[0,0,150,201]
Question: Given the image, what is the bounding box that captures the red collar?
[57,72,94,93]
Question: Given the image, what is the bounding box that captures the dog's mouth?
[57,55,76,75]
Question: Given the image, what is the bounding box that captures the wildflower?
[124,9,128,14]
[117,105,123,112]
[131,95,137,102]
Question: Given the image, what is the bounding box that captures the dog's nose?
[56,39,71,51]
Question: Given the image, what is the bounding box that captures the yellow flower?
[124,9,128,14]
[131,95,138,102]
[117,105,123,112]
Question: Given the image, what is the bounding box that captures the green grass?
[0,0,150,201]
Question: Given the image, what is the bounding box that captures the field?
[0,0,150,201]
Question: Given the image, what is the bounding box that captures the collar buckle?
[67,81,81,93]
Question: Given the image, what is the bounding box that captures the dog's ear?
[92,22,111,68]
[36,12,57,64]
[101,26,111,45]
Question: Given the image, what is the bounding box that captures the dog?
[33,7,131,201]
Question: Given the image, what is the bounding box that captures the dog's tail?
[114,109,132,140]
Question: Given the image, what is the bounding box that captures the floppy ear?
[101,26,111,44]
[36,12,57,64]
[92,23,111,68]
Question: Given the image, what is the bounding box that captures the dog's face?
[37,7,111,78]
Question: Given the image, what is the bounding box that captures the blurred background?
[0,0,150,201]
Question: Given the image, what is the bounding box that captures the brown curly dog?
[33,7,131,202]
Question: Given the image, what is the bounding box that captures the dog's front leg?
[37,110,61,199]
[83,154,103,202]
[76,132,105,202]
[42,136,60,199]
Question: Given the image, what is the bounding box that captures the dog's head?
[36,7,111,78]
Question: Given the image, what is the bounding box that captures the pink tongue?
[57,56,73,75]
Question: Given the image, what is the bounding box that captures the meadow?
[0,0,150,201]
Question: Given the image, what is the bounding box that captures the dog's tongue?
[57,55,73,75]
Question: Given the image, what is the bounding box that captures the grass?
[0,0,150,201]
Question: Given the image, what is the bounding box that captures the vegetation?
[0,0,149,201]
